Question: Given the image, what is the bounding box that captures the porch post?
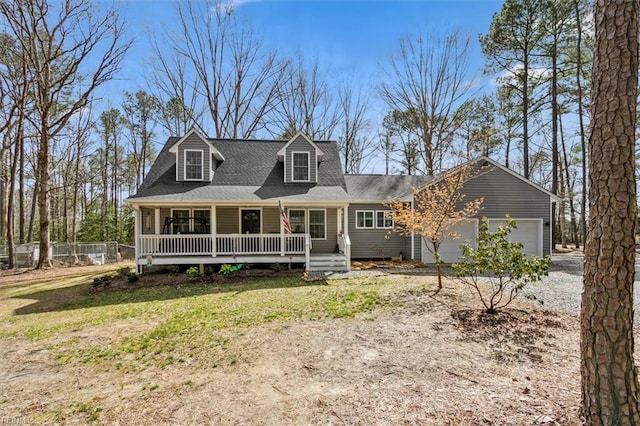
[411,196,415,260]
[343,205,349,236]
[133,206,141,274]
[280,203,285,256]
[211,205,216,257]
[154,208,160,235]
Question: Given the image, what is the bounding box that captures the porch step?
[308,254,348,272]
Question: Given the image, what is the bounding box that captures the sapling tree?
[385,164,483,293]
[452,217,550,314]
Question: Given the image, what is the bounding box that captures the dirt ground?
[0,265,589,425]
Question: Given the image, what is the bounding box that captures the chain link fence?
[1,242,128,269]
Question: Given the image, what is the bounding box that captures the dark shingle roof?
[344,174,432,202]
[130,137,349,202]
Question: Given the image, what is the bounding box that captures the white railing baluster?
[138,234,307,258]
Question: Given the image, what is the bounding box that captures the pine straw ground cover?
[0,263,610,424]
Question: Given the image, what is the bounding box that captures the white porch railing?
[138,234,307,257]
[216,234,305,255]
[338,233,351,272]
[139,234,213,256]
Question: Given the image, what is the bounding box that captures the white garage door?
[488,219,542,257]
[422,220,477,264]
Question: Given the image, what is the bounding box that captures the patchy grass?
[0,265,586,424]
[0,267,400,371]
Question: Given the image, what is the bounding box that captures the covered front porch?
[133,203,351,273]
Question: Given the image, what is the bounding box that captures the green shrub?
[116,266,133,278]
[452,216,550,314]
[167,265,180,274]
[219,264,234,275]
[270,263,285,272]
[126,273,139,283]
[204,266,214,276]
[186,266,200,277]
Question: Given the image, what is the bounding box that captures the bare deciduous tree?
[336,80,373,174]
[381,30,475,175]
[151,0,284,138]
[271,57,339,140]
[0,0,131,268]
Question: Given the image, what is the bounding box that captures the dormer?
[277,132,324,184]
[169,128,225,182]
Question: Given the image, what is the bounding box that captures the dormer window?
[185,150,203,180]
[292,152,310,182]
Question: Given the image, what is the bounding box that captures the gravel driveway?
[524,254,640,325]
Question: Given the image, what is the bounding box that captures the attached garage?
[488,218,543,257]
[422,220,478,264]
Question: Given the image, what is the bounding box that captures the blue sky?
[101,0,505,171]
[112,0,503,98]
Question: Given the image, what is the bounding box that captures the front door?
[240,209,261,253]
[241,209,261,234]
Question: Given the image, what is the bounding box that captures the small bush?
[204,266,214,276]
[270,263,285,272]
[116,266,133,278]
[219,264,234,275]
[126,273,139,283]
[186,266,200,277]
[167,265,180,274]
[452,216,550,314]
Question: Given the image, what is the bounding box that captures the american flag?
[279,201,292,234]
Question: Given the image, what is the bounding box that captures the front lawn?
[0,264,582,425]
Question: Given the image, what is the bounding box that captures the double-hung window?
[292,152,310,181]
[193,209,210,233]
[356,210,393,229]
[376,211,394,229]
[288,209,306,233]
[287,209,326,240]
[356,211,375,229]
[308,210,326,239]
[185,150,203,180]
[171,209,210,234]
[172,209,190,234]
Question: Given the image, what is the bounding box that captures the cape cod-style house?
[127,130,558,274]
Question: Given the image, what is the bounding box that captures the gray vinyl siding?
[349,203,412,259]
[217,207,239,234]
[263,207,280,234]
[310,208,337,253]
[160,208,171,233]
[461,167,552,256]
[407,167,552,259]
[284,135,317,183]
[176,133,211,182]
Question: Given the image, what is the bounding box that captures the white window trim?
[170,208,211,234]
[355,210,375,229]
[291,151,311,182]
[184,149,204,181]
[287,208,326,240]
[375,210,394,229]
[238,208,263,234]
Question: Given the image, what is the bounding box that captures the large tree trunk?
[37,131,51,269]
[581,0,640,423]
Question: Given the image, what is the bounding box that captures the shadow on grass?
[12,272,327,316]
